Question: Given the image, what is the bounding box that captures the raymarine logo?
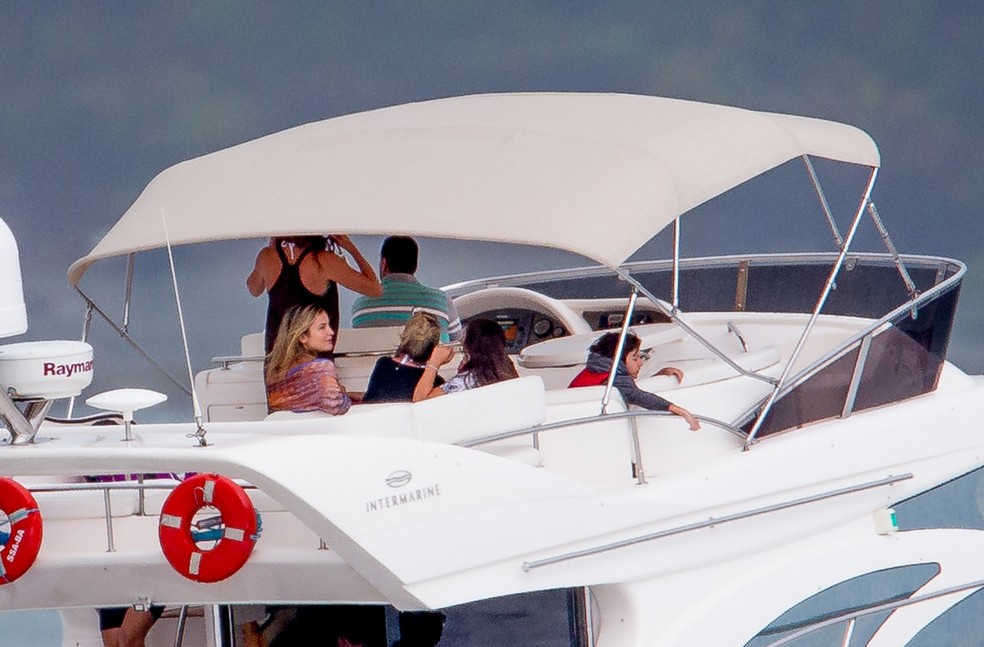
[385,470,412,488]
[43,360,93,377]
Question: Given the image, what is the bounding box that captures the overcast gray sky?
[2,2,983,416]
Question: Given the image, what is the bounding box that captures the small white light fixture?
[873,508,899,535]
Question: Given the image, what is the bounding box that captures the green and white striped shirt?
[351,274,462,341]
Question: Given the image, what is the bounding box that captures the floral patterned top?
[267,358,351,415]
[440,371,479,394]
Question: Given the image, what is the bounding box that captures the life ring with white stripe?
[158,473,259,583]
[0,476,43,585]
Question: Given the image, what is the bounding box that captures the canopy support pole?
[803,155,844,249]
[123,253,135,332]
[868,202,919,303]
[615,270,777,384]
[161,212,208,445]
[66,303,94,419]
[744,167,879,449]
[600,288,638,415]
[671,217,681,313]
[73,285,193,397]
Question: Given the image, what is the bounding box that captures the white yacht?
[2,93,983,646]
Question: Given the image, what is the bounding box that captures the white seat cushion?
[411,376,546,445]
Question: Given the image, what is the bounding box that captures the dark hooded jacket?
[569,353,672,411]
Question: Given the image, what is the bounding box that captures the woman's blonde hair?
[265,304,325,384]
[396,312,442,363]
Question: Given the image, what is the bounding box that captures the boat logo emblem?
[385,470,412,488]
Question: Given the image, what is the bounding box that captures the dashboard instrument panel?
[462,308,567,354]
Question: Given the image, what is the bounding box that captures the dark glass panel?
[748,283,960,437]
[746,564,939,647]
[745,347,858,438]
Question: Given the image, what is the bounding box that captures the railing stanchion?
[138,474,146,516]
[103,487,116,552]
[630,417,647,485]
[841,335,872,419]
[173,605,189,647]
[840,618,855,647]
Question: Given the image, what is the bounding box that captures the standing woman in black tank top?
[247,235,382,353]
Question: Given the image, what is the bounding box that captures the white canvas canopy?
[68,92,879,285]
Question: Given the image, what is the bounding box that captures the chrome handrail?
[26,481,194,493]
[459,409,743,448]
[522,473,912,572]
[460,408,744,486]
[210,348,402,369]
[442,252,962,299]
[211,354,265,369]
[27,480,257,552]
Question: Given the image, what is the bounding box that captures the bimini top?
[68,92,879,285]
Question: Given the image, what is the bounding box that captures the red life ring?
[158,473,259,583]
[0,476,43,585]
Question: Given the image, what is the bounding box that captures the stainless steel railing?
[27,480,256,552]
[522,473,912,572]
[459,408,744,485]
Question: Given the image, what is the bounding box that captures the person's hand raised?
[428,344,456,368]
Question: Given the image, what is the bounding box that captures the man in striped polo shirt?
[351,236,462,341]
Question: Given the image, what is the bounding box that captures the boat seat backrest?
[332,326,404,354]
[410,375,546,445]
[544,384,626,411]
[262,378,546,447]
[263,403,415,440]
[264,390,545,467]
[540,386,636,485]
[195,363,268,422]
[241,332,264,357]
[637,343,781,393]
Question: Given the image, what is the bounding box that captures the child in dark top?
[569,331,701,430]
[362,313,445,403]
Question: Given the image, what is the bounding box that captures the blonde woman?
[362,312,446,403]
[265,304,351,415]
